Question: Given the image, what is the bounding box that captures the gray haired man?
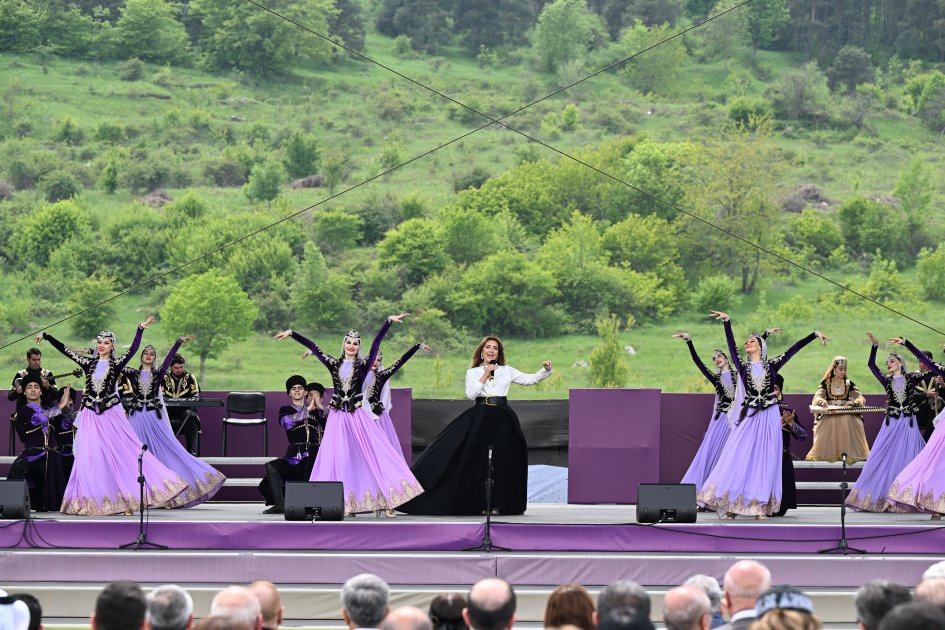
[148,585,194,630]
[342,574,391,629]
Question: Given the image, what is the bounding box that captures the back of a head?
[210,586,261,629]
[662,586,710,630]
[95,581,147,630]
[750,609,821,630]
[597,581,651,620]
[916,578,945,613]
[194,616,253,630]
[543,584,595,630]
[923,561,945,581]
[382,606,433,630]
[342,574,391,628]
[876,602,945,630]
[854,581,912,630]
[683,576,722,616]
[248,581,282,629]
[11,594,41,630]
[148,585,194,630]
[724,561,772,607]
[466,578,516,630]
[429,593,467,630]
[596,608,656,630]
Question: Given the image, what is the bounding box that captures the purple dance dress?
[697,319,817,516]
[847,344,927,512]
[680,339,735,494]
[364,343,423,455]
[43,327,188,515]
[289,321,422,515]
[123,340,225,508]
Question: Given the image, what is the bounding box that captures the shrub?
[692,275,740,315]
[452,166,491,192]
[917,245,945,301]
[0,181,13,201]
[118,57,145,81]
[728,96,773,128]
[39,170,82,202]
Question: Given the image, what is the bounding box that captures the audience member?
[751,586,820,630]
[193,617,252,630]
[720,561,771,629]
[543,583,595,630]
[91,581,147,630]
[0,588,31,630]
[876,602,945,630]
[148,585,194,630]
[596,607,656,630]
[429,593,467,630]
[685,575,725,629]
[341,574,391,630]
[382,606,433,630]
[595,580,651,623]
[853,581,911,630]
[663,586,711,630]
[210,587,263,630]
[10,594,41,630]
[463,578,516,630]
[248,581,284,630]
[915,578,945,613]
[923,560,945,580]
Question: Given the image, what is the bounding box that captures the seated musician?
[8,347,58,409]
[258,376,325,515]
[7,374,68,511]
[162,354,201,455]
[915,349,945,442]
[805,356,870,463]
[774,375,806,517]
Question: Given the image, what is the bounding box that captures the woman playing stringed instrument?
[806,356,870,464]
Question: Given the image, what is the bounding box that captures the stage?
[0,503,941,627]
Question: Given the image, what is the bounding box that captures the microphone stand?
[819,452,866,555]
[120,445,168,551]
[464,445,511,552]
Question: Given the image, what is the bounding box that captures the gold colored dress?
[806,379,870,463]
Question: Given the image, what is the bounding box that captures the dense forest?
[0,0,943,394]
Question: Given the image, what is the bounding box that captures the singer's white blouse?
[465,365,552,400]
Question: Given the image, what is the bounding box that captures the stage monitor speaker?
[0,479,30,520]
[636,483,696,523]
[284,481,345,521]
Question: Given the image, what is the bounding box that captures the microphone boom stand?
[818,452,866,555]
[120,445,168,551]
[464,445,510,552]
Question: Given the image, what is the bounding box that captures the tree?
[322,150,351,194]
[291,243,354,332]
[191,0,336,75]
[767,61,833,122]
[161,269,257,382]
[13,199,91,266]
[327,0,366,52]
[917,245,945,301]
[39,170,82,202]
[533,0,607,71]
[98,155,121,194]
[453,0,536,52]
[616,20,689,95]
[313,209,363,253]
[744,0,788,50]
[893,157,933,255]
[588,314,629,388]
[826,45,875,92]
[0,1,43,52]
[114,0,189,64]
[619,140,695,219]
[377,218,449,284]
[243,159,286,206]
[785,208,843,261]
[68,273,118,339]
[626,0,683,27]
[837,197,911,267]
[225,237,296,294]
[915,71,945,133]
[283,130,320,179]
[375,0,451,52]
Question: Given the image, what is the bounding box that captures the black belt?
[476,396,507,406]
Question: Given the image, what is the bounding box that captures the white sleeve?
[508,366,552,387]
[466,368,485,400]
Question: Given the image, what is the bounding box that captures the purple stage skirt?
[62,406,189,515]
[847,414,925,513]
[697,405,782,516]
[127,408,226,508]
[680,411,731,496]
[310,406,423,514]
[374,410,402,453]
[887,413,945,514]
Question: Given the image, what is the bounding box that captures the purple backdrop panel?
[659,393,714,484]
[568,389,661,504]
[390,388,413,463]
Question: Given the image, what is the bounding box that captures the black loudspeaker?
[0,479,31,520]
[636,483,697,523]
[284,481,345,521]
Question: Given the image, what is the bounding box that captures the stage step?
[794,461,865,469]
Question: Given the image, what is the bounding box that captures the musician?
[8,348,58,409]
[258,376,326,515]
[914,350,944,442]
[162,354,201,455]
[7,374,68,511]
[806,356,870,463]
[773,375,806,517]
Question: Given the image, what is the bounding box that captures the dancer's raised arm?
[675,332,715,384]
[866,332,884,383]
[274,329,334,369]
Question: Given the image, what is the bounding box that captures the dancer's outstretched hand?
[139,315,156,329]
[273,330,292,341]
[765,327,783,336]
[814,331,830,345]
[888,336,906,346]
[543,361,553,371]
[178,335,196,343]
[672,332,691,341]
[866,332,879,346]
[420,343,432,353]
[388,313,410,324]
[301,350,312,360]
[34,333,44,343]
[709,311,729,321]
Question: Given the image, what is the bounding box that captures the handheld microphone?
[489,359,498,379]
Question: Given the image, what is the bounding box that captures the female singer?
[886,337,945,518]
[364,344,432,451]
[123,337,225,508]
[274,315,423,517]
[846,333,927,512]
[36,319,188,515]
[398,336,552,516]
[697,312,827,519]
[673,332,735,497]
[806,357,870,463]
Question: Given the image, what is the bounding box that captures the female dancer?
[274,314,423,517]
[398,336,552,516]
[673,332,735,496]
[36,319,188,515]
[806,357,870,463]
[364,344,432,451]
[885,337,945,518]
[697,312,827,519]
[846,333,927,512]
[123,337,225,508]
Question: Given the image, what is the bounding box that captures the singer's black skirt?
[398,402,528,516]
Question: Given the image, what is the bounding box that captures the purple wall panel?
[568,389,661,504]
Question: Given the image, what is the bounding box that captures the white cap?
[0,589,32,630]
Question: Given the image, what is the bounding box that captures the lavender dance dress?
[697,319,818,516]
[680,338,735,494]
[289,320,422,515]
[887,341,945,513]
[364,344,424,454]
[43,328,188,515]
[123,341,225,508]
[847,344,927,512]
